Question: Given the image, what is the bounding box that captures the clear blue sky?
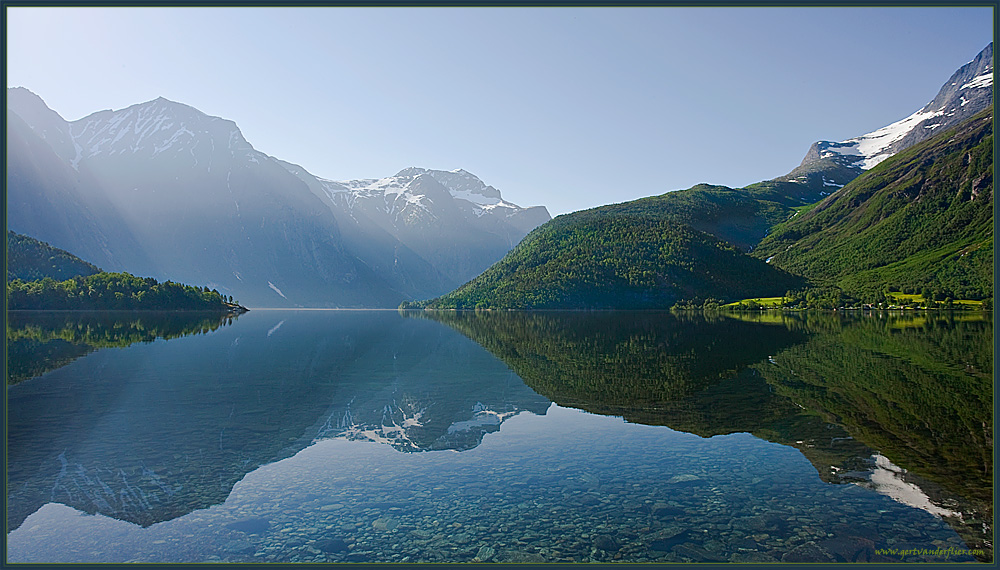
[6,7,993,216]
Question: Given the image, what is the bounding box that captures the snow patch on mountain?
[266,320,285,337]
[961,72,993,90]
[820,107,946,169]
[866,454,959,519]
[267,281,287,299]
[447,407,519,434]
[323,167,535,222]
[799,43,992,174]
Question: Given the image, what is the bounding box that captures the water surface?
[6,309,991,563]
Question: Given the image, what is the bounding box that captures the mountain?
[281,164,550,287]
[753,109,993,300]
[420,191,806,309]
[418,45,993,309]
[6,231,101,281]
[6,89,549,307]
[780,43,993,195]
[6,93,156,274]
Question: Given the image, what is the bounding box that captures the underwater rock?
[225,518,269,534]
[667,474,700,484]
[473,545,496,562]
[730,551,779,563]
[780,541,836,562]
[673,543,728,562]
[593,535,620,552]
[314,538,349,553]
[372,517,399,531]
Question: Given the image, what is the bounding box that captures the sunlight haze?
[6,6,993,215]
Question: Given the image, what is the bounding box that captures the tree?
[921,286,933,305]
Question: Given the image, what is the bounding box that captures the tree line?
[8,272,243,312]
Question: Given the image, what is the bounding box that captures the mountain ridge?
[753,108,993,300]
[415,45,993,309]
[779,43,993,196]
[7,88,550,307]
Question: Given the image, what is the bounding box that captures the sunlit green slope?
[753,109,993,299]
[418,187,806,309]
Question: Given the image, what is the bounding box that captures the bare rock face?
[784,43,993,194]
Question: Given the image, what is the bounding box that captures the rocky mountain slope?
[780,42,992,195]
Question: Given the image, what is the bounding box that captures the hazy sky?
[6,7,993,215]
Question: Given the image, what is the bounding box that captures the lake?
[6,309,992,563]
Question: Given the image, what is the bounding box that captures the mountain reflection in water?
[6,310,548,531]
[420,310,992,561]
[6,309,991,563]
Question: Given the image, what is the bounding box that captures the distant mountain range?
[419,43,993,309]
[6,89,550,307]
[281,164,549,287]
[7,43,992,310]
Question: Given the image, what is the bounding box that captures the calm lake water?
[6,309,992,563]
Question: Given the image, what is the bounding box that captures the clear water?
[6,309,992,563]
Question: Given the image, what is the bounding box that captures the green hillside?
[753,109,993,300]
[7,232,246,313]
[7,272,245,312]
[7,231,101,281]
[584,182,815,251]
[417,206,805,309]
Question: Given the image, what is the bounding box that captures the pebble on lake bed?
[372,517,399,532]
[473,545,495,562]
[667,474,701,484]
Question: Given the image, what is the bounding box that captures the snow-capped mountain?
[786,43,993,189]
[71,98,241,164]
[6,89,550,306]
[287,166,551,285]
[329,167,526,222]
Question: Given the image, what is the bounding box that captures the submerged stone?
[730,551,779,563]
[667,474,701,484]
[593,534,620,552]
[225,518,269,535]
[473,545,496,562]
[673,543,728,562]
[314,538,349,553]
[372,517,399,531]
[780,541,836,563]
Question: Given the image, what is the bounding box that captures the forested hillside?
[754,109,993,300]
[7,231,101,282]
[7,233,246,313]
[417,206,805,310]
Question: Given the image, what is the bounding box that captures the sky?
[5,6,994,216]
